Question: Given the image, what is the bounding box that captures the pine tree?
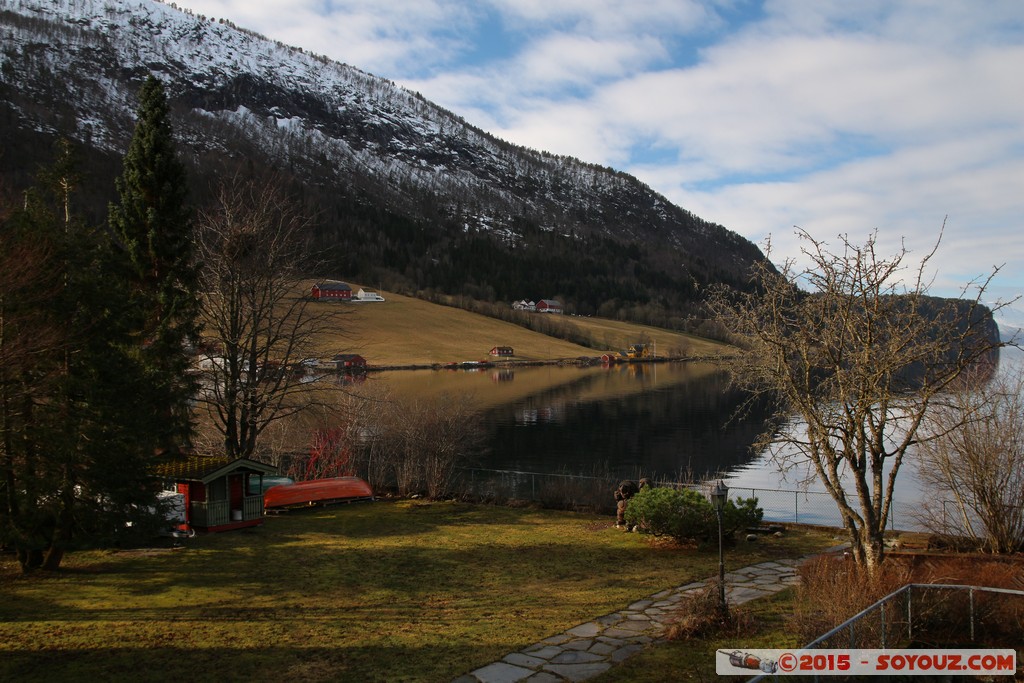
[1,141,166,572]
[108,75,198,454]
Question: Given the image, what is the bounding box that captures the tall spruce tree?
[108,75,198,454]
[1,141,167,572]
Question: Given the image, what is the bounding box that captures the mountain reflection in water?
[470,362,773,481]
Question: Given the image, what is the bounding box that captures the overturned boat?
[263,476,374,510]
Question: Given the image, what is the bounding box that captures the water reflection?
[471,363,774,481]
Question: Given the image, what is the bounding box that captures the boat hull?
[264,476,374,509]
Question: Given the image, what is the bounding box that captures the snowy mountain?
[0,0,767,319]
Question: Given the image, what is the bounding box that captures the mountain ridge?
[0,0,767,324]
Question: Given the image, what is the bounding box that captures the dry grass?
[563,315,729,359]
[299,281,728,367]
[0,500,835,683]
[793,552,1024,650]
[664,580,754,641]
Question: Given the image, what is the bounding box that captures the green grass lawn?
[0,500,835,682]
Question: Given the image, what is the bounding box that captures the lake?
[374,360,773,481]
[373,349,1024,530]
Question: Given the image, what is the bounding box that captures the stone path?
[452,552,831,683]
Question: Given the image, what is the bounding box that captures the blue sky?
[170,0,1024,302]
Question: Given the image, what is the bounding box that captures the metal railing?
[726,486,921,532]
[457,467,925,531]
[243,494,264,519]
[748,583,1024,682]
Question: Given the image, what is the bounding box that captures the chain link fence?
[457,467,928,531]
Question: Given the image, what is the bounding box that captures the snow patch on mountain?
[1,0,768,289]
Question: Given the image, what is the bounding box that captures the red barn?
[157,456,277,533]
[311,281,352,301]
[490,346,514,357]
[536,299,563,314]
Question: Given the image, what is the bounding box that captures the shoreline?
[350,354,728,373]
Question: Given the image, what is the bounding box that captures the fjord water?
[374,350,1024,530]
[376,361,773,481]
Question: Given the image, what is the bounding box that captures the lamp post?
[709,479,729,616]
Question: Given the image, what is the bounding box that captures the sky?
[168,0,1024,303]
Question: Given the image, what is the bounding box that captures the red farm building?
[536,299,563,314]
[311,281,352,301]
[332,353,367,370]
[157,455,278,533]
[489,346,514,357]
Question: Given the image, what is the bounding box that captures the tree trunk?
[18,548,44,573]
[859,527,885,576]
[41,546,65,571]
[843,516,886,575]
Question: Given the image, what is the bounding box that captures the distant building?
[311,281,352,301]
[512,300,536,311]
[536,299,563,314]
[490,346,514,357]
[332,353,367,370]
[353,288,385,302]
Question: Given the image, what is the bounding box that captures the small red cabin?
[332,353,367,370]
[311,281,352,301]
[489,346,514,357]
[158,456,278,532]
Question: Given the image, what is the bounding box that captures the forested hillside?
[0,0,768,328]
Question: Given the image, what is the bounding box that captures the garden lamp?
[708,479,729,615]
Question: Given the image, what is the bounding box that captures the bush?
[624,486,763,544]
[794,554,1024,648]
[665,579,753,640]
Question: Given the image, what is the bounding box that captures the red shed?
[311,281,352,301]
[157,455,278,533]
[489,346,514,357]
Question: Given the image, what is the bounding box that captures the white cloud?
[482,0,718,37]
[167,0,1024,297]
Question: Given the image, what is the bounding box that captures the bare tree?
[412,394,487,499]
[352,389,486,497]
[709,229,1007,573]
[194,178,342,460]
[916,366,1024,553]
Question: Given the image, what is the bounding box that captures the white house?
[353,288,385,302]
[512,299,536,311]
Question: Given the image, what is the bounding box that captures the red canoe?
[264,476,374,509]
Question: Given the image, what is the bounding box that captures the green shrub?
[624,487,763,544]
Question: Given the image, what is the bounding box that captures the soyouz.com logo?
[716,648,1016,676]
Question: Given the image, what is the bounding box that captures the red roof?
[313,281,351,293]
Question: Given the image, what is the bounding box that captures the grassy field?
[0,500,836,682]
[303,283,728,368]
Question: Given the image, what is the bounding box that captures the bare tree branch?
[708,228,1007,572]
[193,176,345,460]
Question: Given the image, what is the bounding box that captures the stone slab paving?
[453,547,847,683]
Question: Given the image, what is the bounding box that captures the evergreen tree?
[1,141,165,572]
[108,75,198,454]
